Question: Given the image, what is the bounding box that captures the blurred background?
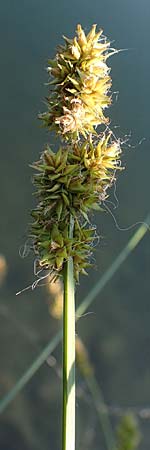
[0,0,150,449]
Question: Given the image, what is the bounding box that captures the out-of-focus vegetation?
[116,414,141,450]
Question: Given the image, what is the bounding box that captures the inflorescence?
[30,25,123,282]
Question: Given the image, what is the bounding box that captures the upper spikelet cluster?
[30,25,123,282]
[40,24,112,138]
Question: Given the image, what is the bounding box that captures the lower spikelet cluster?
[30,25,123,281]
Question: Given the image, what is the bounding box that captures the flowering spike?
[30,25,124,281]
[39,24,113,138]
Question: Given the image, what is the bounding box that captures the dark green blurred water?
[0,1,150,449]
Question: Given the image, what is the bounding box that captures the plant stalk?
[62,215,75,450]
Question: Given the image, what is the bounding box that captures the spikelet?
[39,24,113,139]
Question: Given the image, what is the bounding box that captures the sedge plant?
[30,24,123,450]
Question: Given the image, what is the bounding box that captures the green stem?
[0,215,150,414]
[62,215,75,450]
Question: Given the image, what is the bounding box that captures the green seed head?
[30,25,123,281]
